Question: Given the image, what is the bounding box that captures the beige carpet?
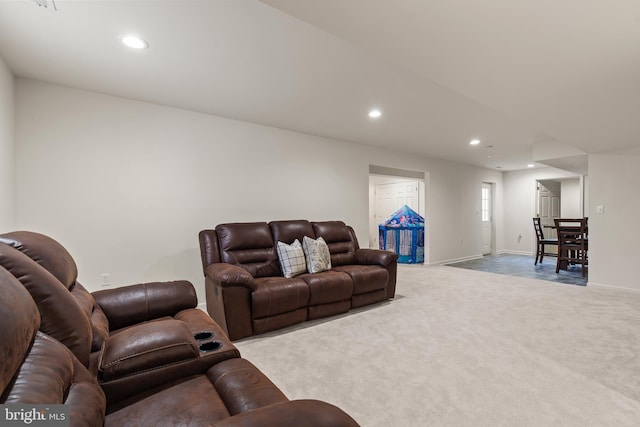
[235,265,640,426]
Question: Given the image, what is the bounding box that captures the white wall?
[427,164,504,263]
[588,152,640,290]
[560,178,581,218]
[0,55,14,230]
[503,167,581,255]
[15,79,503,302]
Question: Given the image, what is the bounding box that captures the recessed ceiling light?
[368,109,382,118]
[121,35,148,49]
[469,139,480,145]
[527,164,535,168]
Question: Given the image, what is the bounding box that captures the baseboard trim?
[433,250,535,266]
[587,282,640,292]
[436,254,483,266]
[498,250,533,256]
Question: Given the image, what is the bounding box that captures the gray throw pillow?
[302,236,332,274]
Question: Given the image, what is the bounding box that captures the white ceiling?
[1,0,639,171]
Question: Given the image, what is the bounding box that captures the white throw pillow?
[276,239,307,278]
[302,236,332,274]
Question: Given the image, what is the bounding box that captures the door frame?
[368,165,427,261]
[533,175,586,254]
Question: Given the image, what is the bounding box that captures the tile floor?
[446,253,587,286]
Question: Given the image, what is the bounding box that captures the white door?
[372,180,419,248]
[481,183,492,255]
[537,180,561,240]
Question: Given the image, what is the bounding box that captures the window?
[481,185,490,222]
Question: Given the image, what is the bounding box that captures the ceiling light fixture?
[469,139,480,145]
[121,35,149,49]
[368,109,382,118]
[527,164,535,168]
[30,0,57,11]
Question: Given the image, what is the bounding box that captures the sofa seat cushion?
[332,265,388,295]
[107,358,289,426]
[251,277,310,319]
[299,271,353,306]
[105,375,231,426]
[100,319,199,381]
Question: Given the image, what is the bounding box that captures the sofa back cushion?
[0,232,105,362]
[199,229,222,271]
[0,231,78,289]
[269,220,316,245]
[0,244,93,367]
[269,220,317,276]
[215,222,280,278]
[0,270,106,424]
[0,266,40,394]
[311,221,357,266]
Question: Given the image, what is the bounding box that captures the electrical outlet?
[100,273,110,287]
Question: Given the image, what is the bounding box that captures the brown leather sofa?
[0,231,359,426]
[199,220,398,341]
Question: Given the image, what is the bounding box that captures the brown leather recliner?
[0,231,237,407]
[199,220,398,340]
[0,266,106,427]
[0,265,360,426]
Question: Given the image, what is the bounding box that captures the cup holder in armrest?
[199,341,223,353]
[194,331,214,341]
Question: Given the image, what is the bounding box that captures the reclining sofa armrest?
[354,248,398,267]
[92,280,198,331]
[205,263,256,292]
[212,400,360,427]
[204,264,255,341]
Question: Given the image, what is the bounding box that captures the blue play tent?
[378,205,425,264]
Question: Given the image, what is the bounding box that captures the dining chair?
[554,218,588,277]
[533,217,558,265]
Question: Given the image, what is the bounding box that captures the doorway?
[368,165,426,251]
[535,176,584,256]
